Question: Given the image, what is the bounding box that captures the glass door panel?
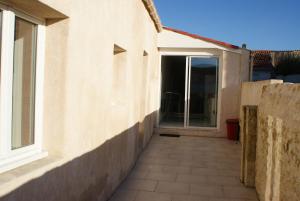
[188,57,218,127]
[160,56,186,127]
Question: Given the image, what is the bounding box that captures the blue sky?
[153,0,300,50]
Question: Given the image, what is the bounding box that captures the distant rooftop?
[251,50,300,69]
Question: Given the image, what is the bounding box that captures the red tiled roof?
[251,50,300,69]
[163,26,240,49]
[252,50,300,54]
[251,50,273,68]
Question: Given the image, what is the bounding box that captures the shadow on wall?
[221,52,241,135]
[0,111,158,201]
[219,87,240,135]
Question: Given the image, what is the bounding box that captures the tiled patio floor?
[109,134,258,201]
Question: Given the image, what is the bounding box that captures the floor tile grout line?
[174,172,178,182]
[108,136,258,201]
[153,179,159,192]
[188,183,191,195]
[132,190,140,201]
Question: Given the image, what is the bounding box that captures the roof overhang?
[163,27,240,50]
[158,27,248,54]
[142,0,162,32]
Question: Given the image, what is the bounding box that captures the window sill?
[0,154,64,197]
[0,149,48,174]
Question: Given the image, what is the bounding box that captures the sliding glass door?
[160,56,219,128]
[160,56,186,127]
[188,57,218,127]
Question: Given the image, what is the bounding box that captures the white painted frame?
[0,7,47,173]
[184,57,189,127]
[157,51,223,131]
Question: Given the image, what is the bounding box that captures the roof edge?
[163,26,240,50]
[142,0,162,32]
[251,49,300,52]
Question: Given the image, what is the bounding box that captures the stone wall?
[239,80,282,186]
[240,81,300,201]
[240,106,257,187]
[256,83,300,201]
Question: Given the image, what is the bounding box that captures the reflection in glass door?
[188,57,218,127]
[160,56,218,128]
[160,56,186,127]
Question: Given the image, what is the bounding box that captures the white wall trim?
[0,149,47,174]
[159,47,243,55]
[35,25,46,151]
[0,9,47,173]
[156,54,162,127]
[0,10,15,155]
[158,30,242,54]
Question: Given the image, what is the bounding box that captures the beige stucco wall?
[255,83,300,201]
[158,48,250,137]
[219,50,248,135]
[0,0,160,200]
[239,80,283,189]
[240,80,283,110]
[158,30,250,137]
[42,0,160,157]
[239,80,283,142]
[158,29,230,49]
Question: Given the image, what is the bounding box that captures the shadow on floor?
[0,112,157,201]
[109,135,258,201]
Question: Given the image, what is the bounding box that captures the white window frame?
[0,5,47,173]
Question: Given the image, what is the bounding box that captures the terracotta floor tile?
[120,179,157,191]
[108,135,258,201]
[135,191,172,201]
[146,172,177,182]
[156,181,190,194]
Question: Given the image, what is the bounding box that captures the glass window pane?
[189,57,218,127]
[12,17,37,150]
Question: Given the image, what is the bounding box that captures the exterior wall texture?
[240,106,257,187]
[240,81,300,201]
[219,50,248,135]
[0,0,160,200]
[256,83,300,201]
[239,80,283,188]
[239,80,283,143]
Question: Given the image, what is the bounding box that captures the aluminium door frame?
[187,55,219,129]
[184,56,189,127]
[157,53,221,130]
